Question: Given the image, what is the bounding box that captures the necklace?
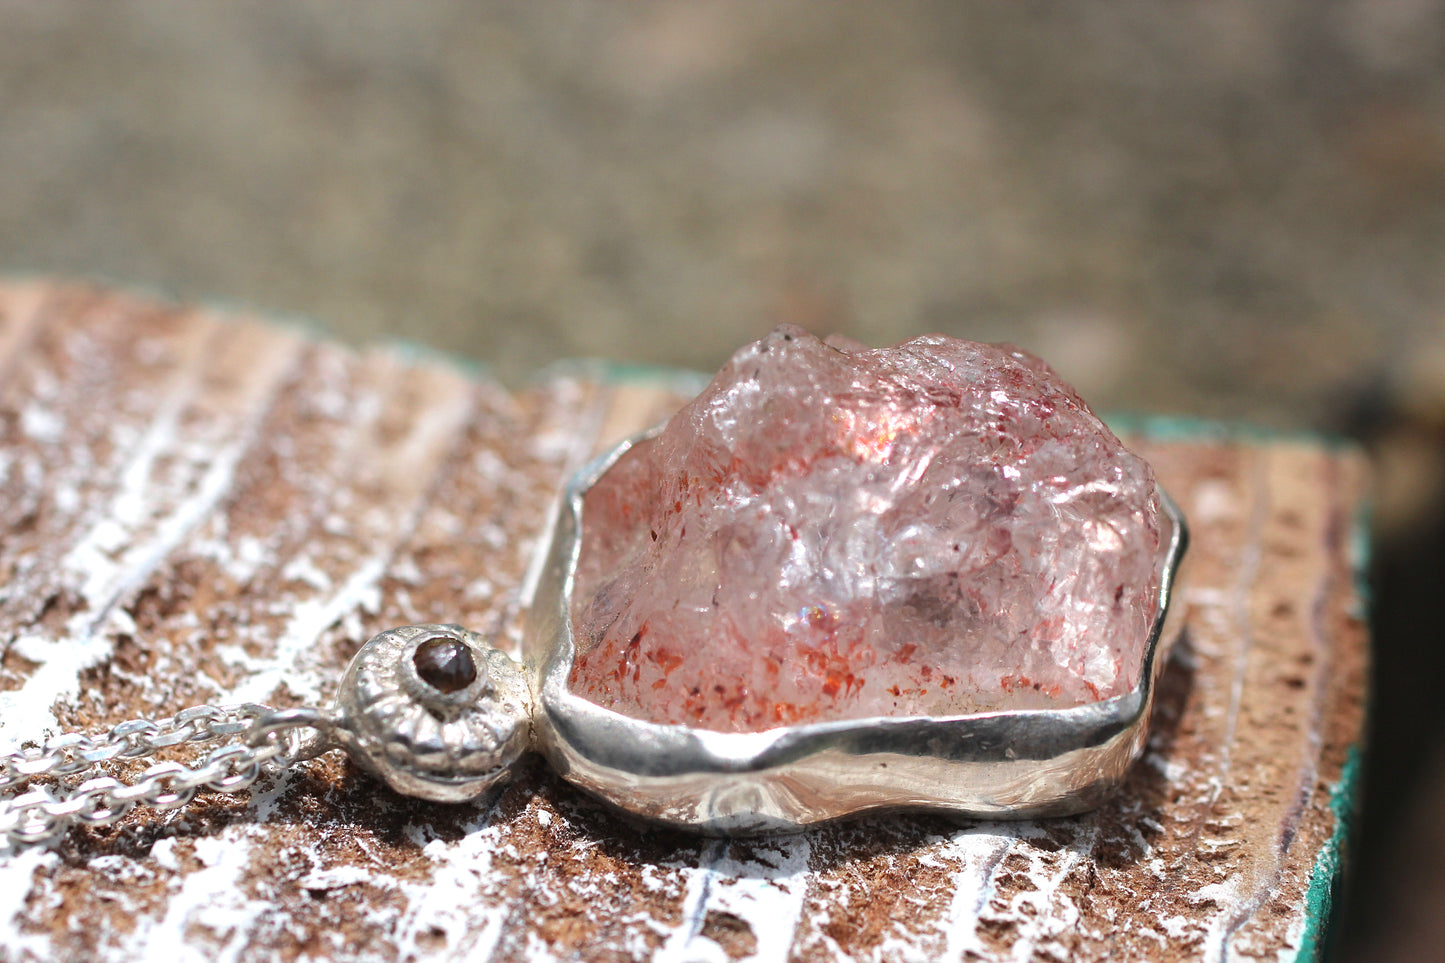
[0,326,1185,844]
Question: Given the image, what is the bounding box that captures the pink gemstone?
[569,326,1165,732]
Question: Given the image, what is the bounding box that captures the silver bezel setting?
[525,430,1189,834]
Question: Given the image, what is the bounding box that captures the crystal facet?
[569,326,1166,732]
[413,637,478,694]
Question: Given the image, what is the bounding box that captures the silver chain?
[0,704,331,846]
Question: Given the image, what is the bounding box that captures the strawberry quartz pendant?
[525,326,1187,833]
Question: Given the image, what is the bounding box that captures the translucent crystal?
[569,326,1165,732]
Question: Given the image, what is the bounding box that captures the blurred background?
[0,3,1441,956]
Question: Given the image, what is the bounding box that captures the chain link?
[0,704,331,846]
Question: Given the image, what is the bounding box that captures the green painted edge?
[1295,745,1364,963]
[1347,500,1375,616]
[1102,412,1357,450]
[380,335,495,382]
[1293,470,1372,962]
[202,298,335,345]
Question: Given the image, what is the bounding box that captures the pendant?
[331,328,1188,834]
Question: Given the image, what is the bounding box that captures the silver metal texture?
[525,431,1190,835]
[0,704,326,846]
[332,623,532,802]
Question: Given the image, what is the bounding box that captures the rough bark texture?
[0,283,1368,962]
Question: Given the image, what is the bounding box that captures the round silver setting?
[334,623,532,802]
[524,431,1190,834]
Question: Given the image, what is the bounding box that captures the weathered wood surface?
[0,283,1368,962]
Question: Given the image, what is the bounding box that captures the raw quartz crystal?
[569,326,1167,732]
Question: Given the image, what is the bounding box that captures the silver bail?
[332,624,532,802]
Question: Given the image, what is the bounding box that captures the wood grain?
[0,283,1368,962]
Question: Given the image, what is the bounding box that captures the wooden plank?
[0,282,1367,962]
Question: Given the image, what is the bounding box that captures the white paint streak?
[0,419,256,746]
[658,835,812,963]
[394,818,511,962]
[1190,879,1246,963]
[939,831,1014,963]
[217,360,476,706]
[127,830,270,963]
[0,323,300,749]
[297,865,377,891]
[656,844,721,963]
[20,403,63,443]
[0,846,59,959]
[281,554,334,593]
[224,558,386,705]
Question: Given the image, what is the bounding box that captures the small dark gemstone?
[413,637,478,693]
